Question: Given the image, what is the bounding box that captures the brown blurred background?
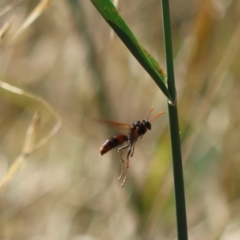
[0,0,240,239]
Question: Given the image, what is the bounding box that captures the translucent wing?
[94,119,131,129]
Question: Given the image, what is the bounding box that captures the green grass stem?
[161,1,188,239]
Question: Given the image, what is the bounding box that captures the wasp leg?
[130,141,136,157]
[121,144,134,187]
[117,143,129,181]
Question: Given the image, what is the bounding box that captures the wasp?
[97,107,164,187]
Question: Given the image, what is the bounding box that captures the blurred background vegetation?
[0,0,240,239]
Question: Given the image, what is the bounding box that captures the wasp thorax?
[132,121,140,127]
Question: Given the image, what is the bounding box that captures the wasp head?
[143,120,151,130]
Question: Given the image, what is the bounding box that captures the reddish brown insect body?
[100,135,128,155]
[98,107,164,187]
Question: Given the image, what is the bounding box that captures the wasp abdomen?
[100,135,128,155]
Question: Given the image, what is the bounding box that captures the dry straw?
[0,81,61,194]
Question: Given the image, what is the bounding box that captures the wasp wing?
[94,119,131,129]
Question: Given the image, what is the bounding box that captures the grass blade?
[162,0,188,239]
[90,0,171,100]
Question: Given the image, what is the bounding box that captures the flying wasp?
[97,107,164,187]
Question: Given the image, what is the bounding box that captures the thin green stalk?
[161,1,188,240]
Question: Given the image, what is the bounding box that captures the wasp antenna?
[149,111,165,122]
[146,106,155,120]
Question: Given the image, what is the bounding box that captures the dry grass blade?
[0,154,26,193]
[22,111,41,155]
[0,14,16,43]
[0,80,61,193]
[0,80,62,151]
[0,112,40,193]
[13,0,54,39]
[0,0,23,17]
